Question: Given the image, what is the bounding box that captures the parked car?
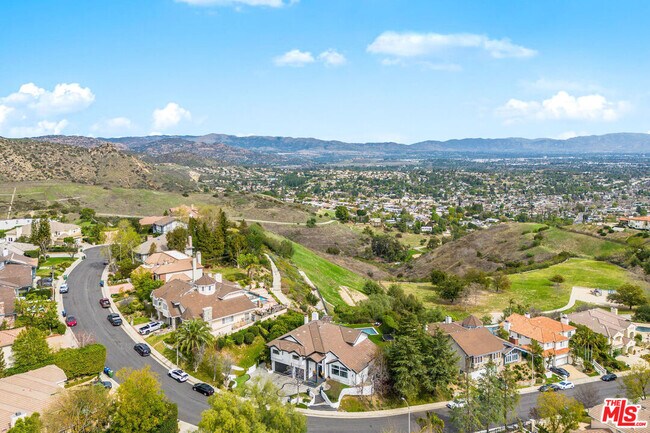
[39,277,53,287]
[65,316,77,327]
[107,313,122,326]
[99,298,110,308]
[556,381,575,390]
[539,384,560,392]
[168,369,189,383]
[133,343,151,357]
[138,321,162,335]
[59,283,69,294]
[192,383,215,396]
[96,380,112,389]
[550,366,570,377]
[446,399,467,409]
[601,373,617,382]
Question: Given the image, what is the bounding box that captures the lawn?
[289,240,366,308]
[37,257,75,277]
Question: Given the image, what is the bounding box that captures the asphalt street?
[63,246,625,432]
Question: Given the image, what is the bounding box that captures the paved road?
[63,247,625,432]
[62,247,209,425]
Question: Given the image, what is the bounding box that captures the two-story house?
[151,273,257,335]
[5,221,82,245]
[567,308,637,354]
[430,315,521,379]
[137,250,203,282]
[267,317,377,387]
[502,313,576,367]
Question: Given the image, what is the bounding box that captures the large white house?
[266,318,377,387]
[620,216,650,230]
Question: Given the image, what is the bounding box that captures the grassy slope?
[532,227,627,258]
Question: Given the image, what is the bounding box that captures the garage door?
[274,361,291,375]
[555,355,569,366]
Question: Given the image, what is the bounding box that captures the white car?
[168,368,189,383]
[59,283,69,294]
[446,399,467,409]
[556,381,575,390]
[138,321,162,335]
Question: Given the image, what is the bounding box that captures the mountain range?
[29,132,650,166]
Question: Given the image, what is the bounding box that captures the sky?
[1,0,650,143]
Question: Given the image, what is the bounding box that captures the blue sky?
[1,0,649,142]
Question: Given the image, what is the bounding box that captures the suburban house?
[0,250,35,327]
[567,308,637,354]
[137,250,203,282]
[502,313,576,367]
[429,315,521,379]
[151,273,258,335]
[0,365,67,432]
[138,216,187,235]
[134,236,169,262]
[266,318,377,387]
[4,221,82,245]
[620,215,650,230]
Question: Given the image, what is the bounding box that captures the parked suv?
[192,383,215,396]
[134,343,151,357]
[107,313,122,326]
[138,321,162,335]
[59,283,69,294]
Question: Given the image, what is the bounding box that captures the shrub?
[244,332,255,345]
[233,333,245,345]
[326,246,341,255]
[54,344,106,378]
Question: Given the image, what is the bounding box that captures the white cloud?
[152,102,192,131]
[367,31,537,60]
[91,117,133,135]
[497,91,628,122]
[318,49,346,67]
[176,0,295,7]
[0,82,94,137]
[273,49,315,67]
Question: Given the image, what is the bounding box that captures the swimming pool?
[637,326,650,333]
[358,327,379,335]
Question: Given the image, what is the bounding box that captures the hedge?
[54,344,106,378]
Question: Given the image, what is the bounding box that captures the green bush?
[244,332,255,345]
[54,344,106,379]
[233,333,245,345]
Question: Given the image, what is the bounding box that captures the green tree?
[450,375,481,433]
[131,269,164,302]
[176,319,215,370]
[421,328,458,395]
[30,218,52,257]
[197,379,306,433]
[608,283,647,310]
[111,367,178,433]
[42,384,112,433]
[388,333,425,400]
[633,304,650,322]
[534,392,584,433]
[12,327,52,371]
[15,298,61,332]
[335,206,350,222]
[79,207,96,221]
[306,217,316,228]
[7,413,42,433]
[475,360,503,433]
[491,273,511,293]
[438,276,467,303]
[111,220,141,263]
[0,349,6,378]
[623,363,650,401]
[166,226,189,252]
[63,236,77,258]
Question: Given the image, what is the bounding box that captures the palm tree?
[176,319,214,368]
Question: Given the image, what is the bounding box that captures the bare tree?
[367,348,390,399]
[76,331,96,348]
[574,383,602,409]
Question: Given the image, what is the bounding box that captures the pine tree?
[0,349,7,378]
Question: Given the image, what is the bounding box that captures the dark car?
[601,373,617,382]
[192,383,215,396]
[539,384,559,392]
[107,313,122,326]
[38,277,53,287]
[65,316,77,327]
[96,380,113,389]
[134,343,151,357]
[550,366,570,377]
[99,298,111,308]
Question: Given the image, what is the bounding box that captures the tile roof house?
[620,215,650,230]
[267,318,377,387]
[567,308,637,354]
[502,313,576,367]
[151,273,257,335]
[4,221,82,245]
[137,250,203,282]
[0,365,67,432]
[429,316,521,379]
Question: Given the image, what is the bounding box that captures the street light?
[401,397,411,433]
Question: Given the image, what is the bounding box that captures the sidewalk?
[264,254,291,307]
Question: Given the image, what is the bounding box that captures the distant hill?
[30,132,650,166]
[0,137,193,190]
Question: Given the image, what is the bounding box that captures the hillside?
[402,223,629,280]
[0,137,192,190]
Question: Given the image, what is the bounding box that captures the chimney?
[304,315,309,325]
[610,307,618,315]
[214,273,222,283]
[311,312,319,322]
[196,251,202,265]
[11,413,27,428]
[503,320,511,333]
[444,316,452,324]
[560,314,569,325]
[192,257,197,282]
[188,235,193,249]
[202,306,212,322]
[524,312,531,319]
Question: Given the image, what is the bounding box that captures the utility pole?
[401,397,411,433]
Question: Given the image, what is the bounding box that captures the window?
[473,356,484,365]
[222,316,234,324]
[331,364,348,379]
[505,352,519,364]
[292,355,300,360]
[272,349,280,356]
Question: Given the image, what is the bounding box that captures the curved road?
[63,247,625,432]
